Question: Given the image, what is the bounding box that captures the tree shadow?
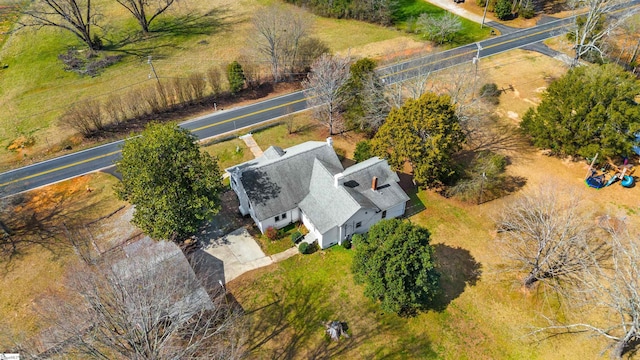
[102,6,239,56]
[242,279,388,359]
[430,244,482,311]
[397,172,426,217]
[242,169,283,208]
[466,123,531,154]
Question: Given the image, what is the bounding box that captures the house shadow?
[188,249,225,294]
[397,172,426,217]
[430,244,482,312]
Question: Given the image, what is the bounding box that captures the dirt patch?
[355,37,433,66]
[480,49,570,124]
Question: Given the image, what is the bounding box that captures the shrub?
[104,93,126,125]
[342,238,352,249]
[291,230,303,245]
[187,72,207,100]
[59,99,103,137]
[265,226,278,241]
[298,242,309,254]
[479,83,500,105]
[354,140,372,163]
[495,0,513,20]
[295,37,330,73]
[206,66,225,96]
[519,0,535,18]
[227,61,245,95]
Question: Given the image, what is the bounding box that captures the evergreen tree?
[371,92,465,188]
[521,64,640,159]
[115,123,224,241]
[494,0,513,20]
[352,219,440,316]
[227,61,245,95]
[342,58,382,132]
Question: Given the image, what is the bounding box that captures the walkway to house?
[240,134,264,157]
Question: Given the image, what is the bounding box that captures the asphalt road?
[1,1,638,197]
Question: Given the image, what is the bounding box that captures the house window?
[382,210,387,219]
[282,213,287,220]
[275,215,280,222]
[356,222,362,228]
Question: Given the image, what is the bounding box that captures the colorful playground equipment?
[584,153,635,189]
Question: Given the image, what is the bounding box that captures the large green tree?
[521,64,640,159]
[352,219,439,316]
[115,123,224,241]
[371,92,465,188]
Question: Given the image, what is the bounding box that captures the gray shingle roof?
[340,157,410,211]
[228,141,343,221]
[227,141,409,232]
[299,159,367,233]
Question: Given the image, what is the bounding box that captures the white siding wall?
[385,201,406,220]
[319,226,339,249]
[230,174,251,216]
[256,208,298,234]
[301,210,322,241]
[342,208,379,240]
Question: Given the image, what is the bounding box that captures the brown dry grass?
[0,172,129,347]
[226,49,640,359]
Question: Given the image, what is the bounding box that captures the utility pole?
[147,55,160,84]
[481,0,489,28]
[472,43,482,100]
[478,172,487,205]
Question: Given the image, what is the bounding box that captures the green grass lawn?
[230,187,607,359]
[393,0,492,47]
[0,0,490,171]
[201,137,253,170]
[251,222,302,255]
[251,114,326,150]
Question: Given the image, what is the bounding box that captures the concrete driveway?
[200,227,273,284]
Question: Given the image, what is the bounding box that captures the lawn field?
[225,51,640,359]
[0,0,489,172]
[0,172,129,348]
[3,49,640,357]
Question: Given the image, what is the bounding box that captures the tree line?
[283,0,396,25]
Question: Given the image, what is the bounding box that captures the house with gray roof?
[226,138,410,249]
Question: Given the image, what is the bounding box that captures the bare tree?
[115,0,178,33]
[303,53,351,135]
[59,99,104,137]
[206,65,225,96]
[34,239,246,359]
[532,218,640,359]
[251,5,312,82]
[496,185,608,290]
[360,73,391,134]
[19,0,102,50]
[416,12,462,44]
[607,13,640,71]
[568,0,639,65]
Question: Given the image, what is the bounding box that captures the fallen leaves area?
[0,172,133,348]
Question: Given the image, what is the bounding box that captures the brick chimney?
[371,176,378,191]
